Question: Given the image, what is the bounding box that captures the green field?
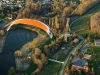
[71,4,100,37]
[57,46,73,61]
[22,62,37,75]
[23,61,61,75]
[49,43,74,62]
[39,61,61,75]
[87,46,100,75]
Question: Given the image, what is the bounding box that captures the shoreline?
[15,42,31,71]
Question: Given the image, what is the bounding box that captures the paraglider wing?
[7,19,53,38]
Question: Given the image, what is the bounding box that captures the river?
[0,28,37,75]
[0,21,5,26]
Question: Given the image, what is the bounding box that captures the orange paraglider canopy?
[7,19,53,38]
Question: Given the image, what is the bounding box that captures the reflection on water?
[0,28,37,75]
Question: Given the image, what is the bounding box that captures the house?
[71,59,87,70]
[77,44,89,55]
[72,65,89,71]
[72,65,85,70]
[71,44,90,71]
[71,56,87,70]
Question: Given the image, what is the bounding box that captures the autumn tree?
[91,12,100,34]
[63,7,73,17]
[43,45,50,56]
[0,30,5,36]
[72,51,77,56]
[31,48,47,74]
[8,66,16,75]
[1,12,5,18]
[25,0,33,7]
[73,0,100,15]
[79,53,84,59]
[63,34,68,42]
[55,16,59,29]
[53,0,66,13]
[40,53,48,65]
[34,48,41,56]
[67,61,71,70]
[14,50,23,57]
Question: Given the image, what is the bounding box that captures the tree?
[31,47,48,74]
[40,53,48,65]
[67,61,71,70]
[72,51,77,56]
[64,34,68,42]
[91,67,94,75]
[91,12,100,34]
[25,0,33,7]
[79,53,84,59]
[43,45,50,56]
[1,12,4,18]
[32,68,40,75]
[63,7,73,17]
[34,48,41,56]
[14,50,23,57]
[86,35,91,44]
[73,0,100,15]
[85,65,89,73]
[55,16,59,29]
[8,66,16,75]
[31,53,45,75]
[66,18,70,31]
[0,30,5,36]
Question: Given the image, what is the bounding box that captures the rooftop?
[77,44,89,55]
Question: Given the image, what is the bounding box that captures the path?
[59,37,84,75]
[48,59,64,64]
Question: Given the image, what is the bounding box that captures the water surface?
[0,28,37,75]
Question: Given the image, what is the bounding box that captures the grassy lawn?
[71,5,100,37]
[39,61,62,75]
[87,46,100,75]
[57,53,67,61]
[49,43,74,62]
[22,62,37,75]
[49,43,64,59]
[57,46,73,61]
[21,61,62,75]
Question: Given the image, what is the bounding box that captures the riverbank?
[15,42,31,71]
[15,33,48,72]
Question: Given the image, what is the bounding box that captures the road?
[59,37,84,75]
[59,4,100,75]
